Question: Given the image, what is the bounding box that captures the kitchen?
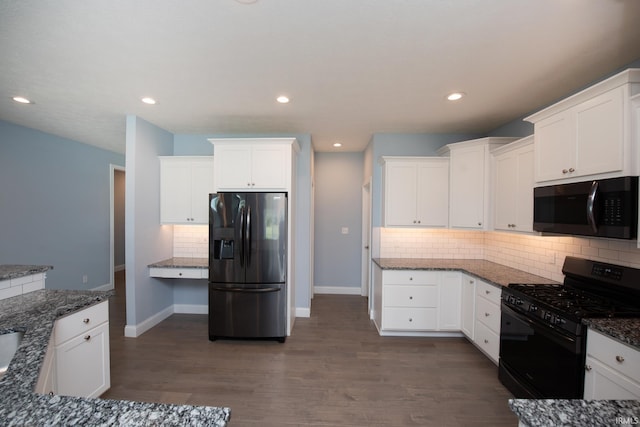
[2,1,640,425]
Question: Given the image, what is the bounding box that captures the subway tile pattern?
[173,225,208,258]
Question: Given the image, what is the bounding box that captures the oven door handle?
[501,303,581,353]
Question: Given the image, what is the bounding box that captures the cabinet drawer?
[474,320,499,364]
[475,296,500,333]
[149,267,206,279]
[55,301,109,345]
[475,280,501,305]
[383,270,438,286]
[587,329,640,383]
[383,285,438,308]
[382,308,437,330]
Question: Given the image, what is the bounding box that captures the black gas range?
[499,256,640,399]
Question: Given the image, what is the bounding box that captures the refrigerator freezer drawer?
[209,284,286,342]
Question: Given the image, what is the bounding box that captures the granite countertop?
[148,257,208,269]
[509,399,640,427]
[583,318,640,350]
[0,290,230,426]
[0,265,53,281]
[373,258,558,288]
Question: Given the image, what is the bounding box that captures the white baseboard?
[174,304,208,314]
[92,283,114,292]
[314,286,362,295]
[295,307,310,317]
[124,305,174,338]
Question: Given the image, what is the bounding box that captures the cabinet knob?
[417,220,421,224]
[409,296,413,300]
[413,220,417,224]
[478,222,482,226]
[485,312,490,317]
[469,280,474,284]
[83,318,90,324]
[569,168,575,173]
[84,335,91,341]
[179,272,183,276]
[408,318,413,322]
[485,290,490,295]
[484,339,489,344]
[615,355,625,363]
[409,277,413,281]
[585,365,592,372]
[562,169,569,174]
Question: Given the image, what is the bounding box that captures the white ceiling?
[1,0,640,154]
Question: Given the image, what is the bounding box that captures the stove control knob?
[529,304,538,313]
[516,298,523,306]
[544,311,552,321]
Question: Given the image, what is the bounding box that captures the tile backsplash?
[379,228,640,282]
[173,225,208,258]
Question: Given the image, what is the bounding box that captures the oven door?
[498,303,585,398]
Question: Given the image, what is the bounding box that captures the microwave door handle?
[587,181,599,234]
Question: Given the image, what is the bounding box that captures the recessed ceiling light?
[141,97,157,105]
[333,142,342,148]
[447,92,465,101]
[12,96,33,104]
[276,95,290,104]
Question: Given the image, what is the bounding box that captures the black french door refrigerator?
[208,192,287,342]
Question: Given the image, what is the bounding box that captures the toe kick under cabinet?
[372,267,462,336]
[35,301,110,398]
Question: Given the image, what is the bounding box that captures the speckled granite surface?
[373,258,559,288]
[0,265,53,281]
[148,257,208,269]
[583,318,640,351]
[509,399,640,427]
[0,290,230,426]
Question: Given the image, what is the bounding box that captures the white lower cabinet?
[584,329,640,399]
[472,279,502,364]
[460,275,476,340]
[36,301,110,398]
[373,268,461,334]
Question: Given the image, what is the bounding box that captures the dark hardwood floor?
[102,271,518,426]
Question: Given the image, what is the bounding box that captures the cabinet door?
[574,87,624,177]
[214,144,252,190]
[461,275,475,339]
[55,322,110,398]
[251,144,288,189]
[514,146,534,232]
[384,162,418,226]
[416,160,449,227]
[534,112,573,182]
[190,158,215,223]
[494,151,518,231]
[160,158,192,223]
[584,356,640,400]
[450,145,485,228]
[438,272,461,330]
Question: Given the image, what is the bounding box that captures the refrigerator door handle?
[238,206,245,267]
[246,206,252,266]
[210,286,281,293]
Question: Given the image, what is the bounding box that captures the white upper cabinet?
[209,138,299,192]
[160,156,214,224]
[525,68,640,184]
[438,137,516,230]
[381,157,449,227]
[492,136,535,233]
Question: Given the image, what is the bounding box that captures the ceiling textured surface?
[1,0,640,153]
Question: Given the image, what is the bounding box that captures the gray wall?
[0,119,125,290]
[114,169,125,268]
[313,152,364,289]
[125,115,174,329]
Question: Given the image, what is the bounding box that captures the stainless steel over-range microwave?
[533,176,639,239]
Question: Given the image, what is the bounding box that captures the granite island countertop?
[509,399,640,427]
[0,265,53,281]
[0,289,230,426]
[373,258,559,288]
[148,257,208,269]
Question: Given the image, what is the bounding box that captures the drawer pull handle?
[585,365,592,372]
[469,280,474,284]
[484,312,490,317]
[409,277,413,281]
[84,335,91,341]
[49,391,54,396]
[409,318,413,322]
[484,339,489,344]
[615,355,625,363]
[83,318,90,324]
[485,290,490,295]
[179,272,183,276]
[409,296,413,300]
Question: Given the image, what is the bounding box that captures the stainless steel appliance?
[208,192,287,342]
[499,257,640,398]
[533,176,638,239]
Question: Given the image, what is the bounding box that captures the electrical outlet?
[82,275,88,284]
